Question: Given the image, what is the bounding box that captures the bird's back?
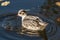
[24,15,39,20]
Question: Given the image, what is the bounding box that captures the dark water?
[0,0,46,14]
[0,0,60,40]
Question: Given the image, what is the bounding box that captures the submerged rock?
[1,1,10,6]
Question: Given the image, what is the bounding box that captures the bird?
[17,9,48,36]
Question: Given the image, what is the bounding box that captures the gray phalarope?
[17,9,48,36]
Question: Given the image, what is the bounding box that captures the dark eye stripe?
[19,12,24,15]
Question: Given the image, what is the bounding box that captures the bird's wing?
[35,17,48,25]
[35,17,48,30]
[26,15,48,26]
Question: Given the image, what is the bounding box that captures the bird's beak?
[17,14,18,16]
[17,13,20,16]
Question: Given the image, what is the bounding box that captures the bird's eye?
[19,13,21,14]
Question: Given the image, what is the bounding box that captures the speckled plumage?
[17,9,48,36]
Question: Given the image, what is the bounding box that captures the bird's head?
[18,9,27,18]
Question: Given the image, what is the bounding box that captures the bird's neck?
[22,15,27,22]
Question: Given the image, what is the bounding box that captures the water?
[0,0,46,14]
[0,0,60,40]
